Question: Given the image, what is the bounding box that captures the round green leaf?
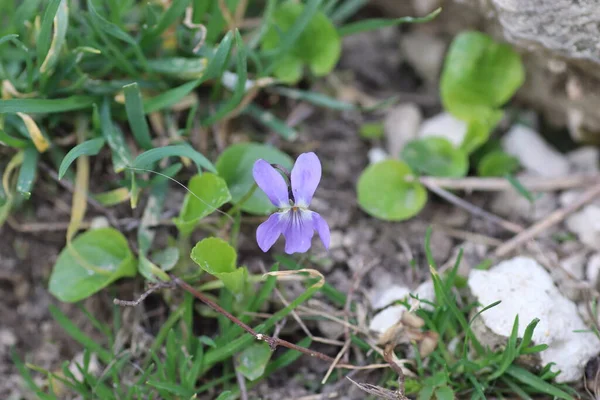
[401,137,469,177]
[441,31,525,122]
[215,142,293,215]
[477,151,520,177]
[357,160,427,221]
[173,173,232,236]
[235,342,272,381]
[261,1,341,83]
[49,228,136,302]
[190,237,247,295]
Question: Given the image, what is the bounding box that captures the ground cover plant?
[1,1,598,399]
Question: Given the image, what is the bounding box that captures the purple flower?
[252,152,330,254]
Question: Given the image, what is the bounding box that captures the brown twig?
[494,182,600,258]
[383,343,408,400]
[419,175,600,192]
[172,276,357,368]
[422,180,524,234]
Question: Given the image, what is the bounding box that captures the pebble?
[400,32,446,85]
[502,124,570,177]
[369,305,405,335]
[566,205,600,250]
[586,253,600,289]
[367,147,389,164]
[468,256,600,382]
[566,146,599,175]
[418,112,467,147]
[384,103,422,157]
[490,185,557,222]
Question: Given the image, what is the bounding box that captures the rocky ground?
[3,7,600,399]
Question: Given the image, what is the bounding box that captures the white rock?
[566,205,600,250]
[368,147,389,165]
[502,124,570,177]
[90,216,110,229]
[369,305,405,334]
[329,230,344,249]
[384,103,422,157]
[586,253,600,288]
[490,184,557,222]
[418,112,467,147]
[567,146,599,175]
[68,352,100,382]
[560,252,587,281]
[370,285,411,310]
[413,280,436,311]
[401,32,446,85]
[468,256,600,382]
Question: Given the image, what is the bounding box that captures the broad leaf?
[401,137,468,178]
[235,343,272,381]
[190,238,247,295]
[215,142,293,215]
[173,173,232,236]
[357,160,427,221]
[49,228,136,302]
[477,151,519,177]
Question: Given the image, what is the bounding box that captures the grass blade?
[36,0,61,64]
[0,96,95,114]
[123,83,152,149]
[49,304,112,364]
[329,0,366,23]
[100,97,132,172]
[40,0,68,74]
[16,146,38,199]
[243,103,298,140]
[338,8,441,36]
[505,365,574,400]
[270,86,355,110]
[58,137,105,179]
[132,144,216,173]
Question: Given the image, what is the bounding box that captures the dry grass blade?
[346,377,403,400]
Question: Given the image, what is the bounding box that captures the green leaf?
[123,83,152,149]
[190,237,247,295]
[215,392,235,400]
[36,0,61,64]
[202,30,247,125]
[262,0,341,83]
[215,142,293,215]
[138,255,170,282]
[243,103,298,140]
[16,146,38,199]
[151,247,179,272]
[441,31,524,122]
[100,98,132,172]
[58,138,105,179]
[235,342,272,381]
[0,129,29,148]
[401,137,469,177]
[270,86,355,111]
[132,144,216,173]
[143,79,201,114]
[39,0,68,74]
[459,112,503,154]
[505,365,574,400]
[359,122,384,139]
[338,8,441,36]
[48,228,137,302]
[173,173,232,236]
[357,160,427,221]
[477,150,519,177]
[146,57,207,80]
[433,385,455,400]
[0,96,95,114]
[488,315,519,380]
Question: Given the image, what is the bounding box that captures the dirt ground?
[0,19,567,399]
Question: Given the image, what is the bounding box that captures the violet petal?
[312,212,330,250]
[252,159,290,208]
[256,211,287,252]
[282,209,315,254]
[290,152,321,207]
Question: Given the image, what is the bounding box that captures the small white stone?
[567,146,599,175]
[413,280,436,311]
[560,252,587,281]
[90,216,109,229]
[502,124,570,177]
[566,205,600,250]
[0,329,17,347]
[384,103,422,157]
[586,253,600,288]
[329,230,344,249]
[367,147,389,165]
[468,256,600,382]
[369,305,405,334]
[370,285,411,310]
[68,352,100,382]
[418,112,467,147]
[490,182,557,222]
[401,32,446,85]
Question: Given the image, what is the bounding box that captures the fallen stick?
[419,175,600,192]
